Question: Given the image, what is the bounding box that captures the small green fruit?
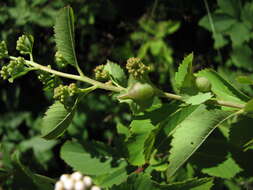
[195,76,211,92]
[119,82,155,103]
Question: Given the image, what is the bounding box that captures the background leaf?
[11,151,54,190]
[201,156,242,179]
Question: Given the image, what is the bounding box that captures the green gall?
[195,76,211,92]
[16,34,34,55]
[126,57,151,79]
[0,41,8,59]
[118,82,155,104]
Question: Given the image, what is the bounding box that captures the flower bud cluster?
[0,41,8,59]
[16,34,34,55]
[38,65,53,84]
[54,83,80,104]
[126,57,151,79]
[0,57,25,80]
[55,51,68,68]
[55,172,101,190]
[93,65,109,81]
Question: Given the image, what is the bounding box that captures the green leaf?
[175,53,196,94]
[116,122,130,138]
[11,151,54,190]
[231,45,253,71]
[236,76,253,85]
[242,2,253,26]
[196,69,249,104]
[228,22,251,46]
[150,40,164,56]
[111,174,159,190]
[212,33,228,49]
[126,119,155,166]
[217,0,240,18]
[201,156,242,179]
[104,60,127,87]
[183,92,213,105]
[166,105,230,178]
[199,14,237,32]
[94,163,128,188]
[41,100,78,140]
[244,99,253,113]
[54,6,78,67]
[19,136,57,165]
[138,42,150,59]
[60,141,126,175]
[159,177,213,190]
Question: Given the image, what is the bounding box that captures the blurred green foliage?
[1,0,253,189]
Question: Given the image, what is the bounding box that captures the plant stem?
[158,90,245,109]
[9,56,246,109]
[10,56,124,92]
[216,100,244,109]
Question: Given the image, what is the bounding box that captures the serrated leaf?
[94,163,128,188]
[183,92,213,105]
[166,105,231,178]
[126,119,155,166]
[104,60,127,87]
[54,6,78,67]
[111,174,159,190]
[41,100,78,140]
[60,141,126,175]
[159,177,213,190]
[196,69,249,104]
[202,156,242,179]
[175,53,196,94]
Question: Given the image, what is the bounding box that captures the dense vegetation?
[1,0,253,189]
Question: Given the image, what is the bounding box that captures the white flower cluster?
[55,172,101,190]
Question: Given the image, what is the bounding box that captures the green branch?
[157,90,245,109]
[9,56,245,109]
[9,56,124,92]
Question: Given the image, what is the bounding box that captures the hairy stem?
[10,56,124,92]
